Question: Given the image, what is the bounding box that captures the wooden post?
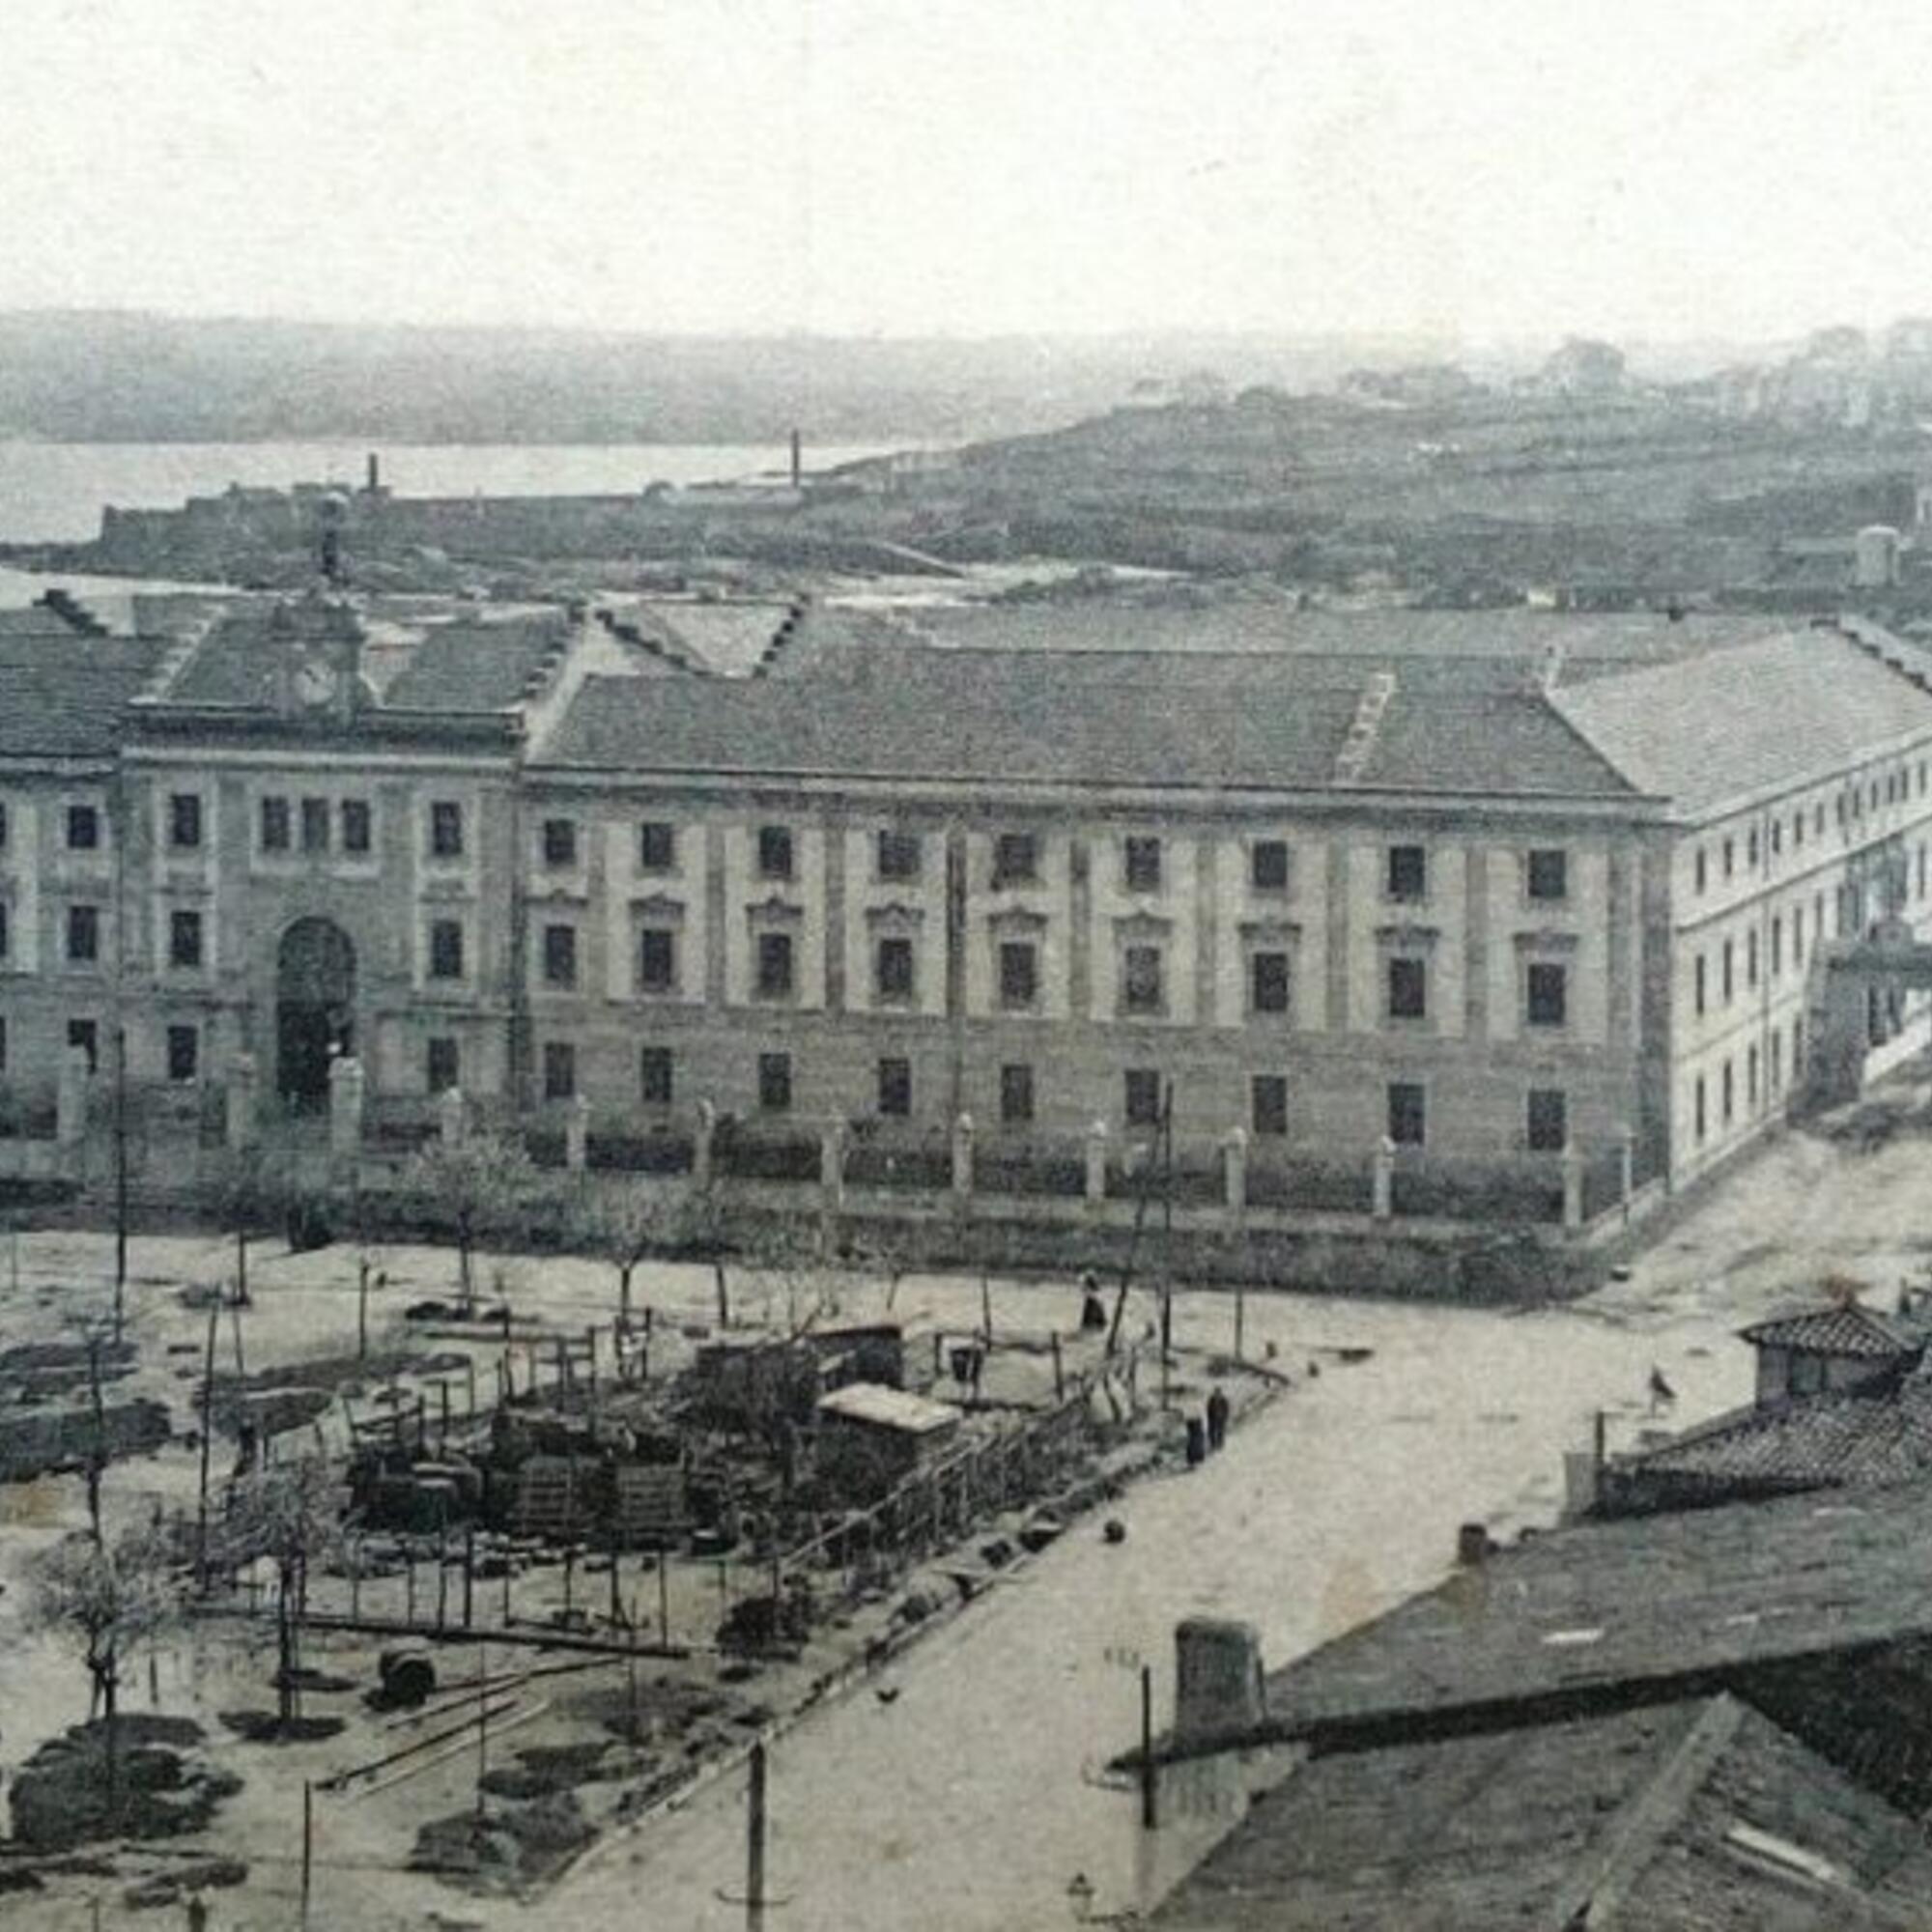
[658,1548,670,1646]
[1051,1330,1064,1403]
[1234,1281,1245,1363]
[357,1258,371,1361]
[476,1638,490,1819]
[439,1380,451,1453]
[1140,1662,1157,1831]
[980,1270,994,1347]
[300,1778,314,1927]
[465,1356,477,1418]
[463,1526,475,1629]
[230,1297,247,1379]
[747,1738,768,1931]
[501,1548,512,1626]
[405,1554,417,1626]
[437,1519,449,1630]
[563,1545,575,1621]
[196,1301,219,1590]
[609,1520,622,1630]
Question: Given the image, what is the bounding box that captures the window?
[1793,1017,1804,1074]
[758,1051,792,1113]
[542,1041,576,1100]
[1526,1088,1567,1152]
[1251,951,1291,1016]
[1793,812,1804,850]
[541,818,577,867]
[756,931,795,999]
[998,940,1039,1010]
[168,793,202,849]
[993,831,1038,887]
[1124,1068,1162,1127]
[0,802,7,848]
[1747,1043,1760,1108]
[1722,838,1735,877]
[1746,929,1758,987]
[1694,1075,1707,1143]
[429,800,464,860]
[66,903,99,964]
[1747,827,1759,868]
[427,1037,460,1094]
[340,799,371,855]
[1386,844,1427,901]
[1387,955,1427,1021]
[877,1057,912,1117]
[1526,849,1568,902]
[1387,1082,1426,1147]
[1251,839,1290,893]
[1000,1064,1035,1124]
[0,1015,6,1069]
[1251,1074,1288,1138]
[68,1018,98,1074]
[638,927,676,994]
[1771,915,1782,978]
[1814,804,1825,836]
[260,796,291,852]
[1123,837,1162,892]
[639,1046,673,1107]
[1721,1059,1734,1123]
[1694,953,1707,1016]
[1721,939,1734,1003]
[1122,945,1164,1015]
[168,909,203,970]
[1694,847,1707,895]
[1772,1028,1783,1091]
[165,1024,199,1084]
[1794,905,1804,964]
[0,900,7,958]
[542,923,578,988]
[877,829,922,881]
[875,936,916,1004]
[428,920,465,980]
[756,824,794,880]
[299,797,329,854]
[66,804,99,851]
[1526,962,1568,1028]
[639,821,676,872]
[1770,820,1781,857]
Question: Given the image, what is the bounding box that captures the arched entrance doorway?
[276,919,355,1110]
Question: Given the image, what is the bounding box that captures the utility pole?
[1140,1662,1157,1831]
[113,1024,128,1343]
[746,1737,769,1931]
[195,1300,218,1589]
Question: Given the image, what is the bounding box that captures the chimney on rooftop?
[789,428,803,490]
[366,451,381,495]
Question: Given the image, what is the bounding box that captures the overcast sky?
[9,0,1932,347]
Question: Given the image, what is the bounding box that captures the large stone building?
[4,594,1932,1227]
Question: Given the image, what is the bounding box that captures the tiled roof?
[1612,1380,1932,1495]
[890,601,1789,673]
[622,598,801,678]
[1739,1303,1924,1357]
[1152,1695,1932,1930]
[538,650,1641,799]
[0,605,83,639]
[381,614,570,711]
[1260,1481,1932,1744]
[0,638,166,757]
[1550,625,1932,817]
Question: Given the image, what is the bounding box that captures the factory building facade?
[3,597,1930,1227]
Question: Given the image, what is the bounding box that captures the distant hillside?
[0,311,1476,446]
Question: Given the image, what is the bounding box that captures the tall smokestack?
[789,428,803,491]
[366,452,381,495]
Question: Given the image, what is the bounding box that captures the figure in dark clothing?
[1206,1384,1231,1452]
[1079,1272,1107,1332]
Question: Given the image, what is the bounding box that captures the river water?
[0,440,912,546]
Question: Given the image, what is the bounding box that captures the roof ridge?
[1543,1693,1745,1930]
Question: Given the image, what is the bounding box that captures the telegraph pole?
[113,1023,128,1343]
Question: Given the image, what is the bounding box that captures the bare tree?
[402,1131,542,1313]
[214,1459,344,1729]
[29,1524,184,1821]
[570,1184,665,1331]
[209,1144,302,1307]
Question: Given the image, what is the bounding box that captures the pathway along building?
[4,595,1932,1231]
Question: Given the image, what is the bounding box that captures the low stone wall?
[0,1397,172,1482]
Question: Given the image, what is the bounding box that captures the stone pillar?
[328,1055,365,1161]
[1561,1139,1584,1232]
[951,1112,975,1211]
[565,1093,590,1174]
[56,1044,90,1148]
[693,1098,717,1192]
[225,1052,258,1152]
[1371,1136,1395,1221]
[1222,1125,1248,1228]
[1618,1123,1635,1221]
[1174,1618,1265,1748]
[438,1084,467,1149]
[1084,1119,1109,1212]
